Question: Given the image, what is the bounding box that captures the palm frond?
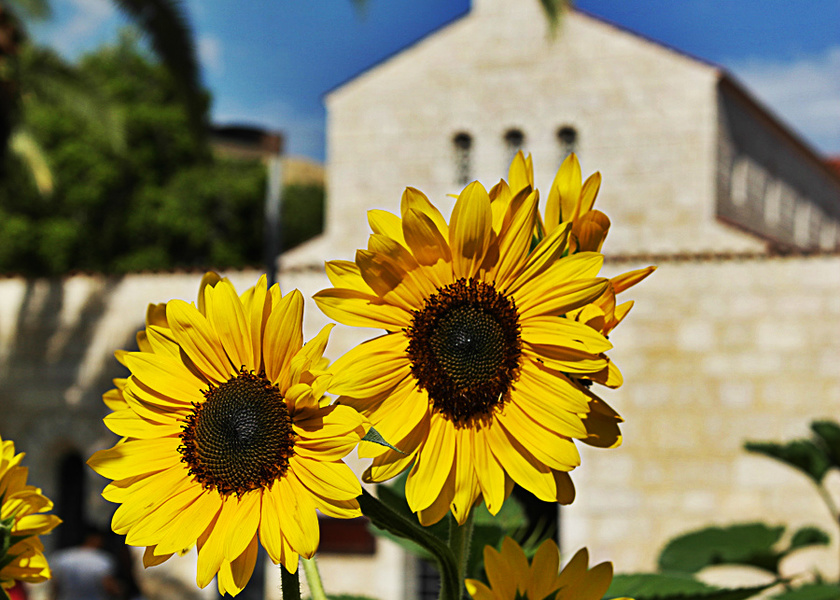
[540,0,571,34]
[10,126,52,195]
[19,45,126,153]
[109,0,205,143]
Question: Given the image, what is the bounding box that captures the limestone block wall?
[564,254,840,578]
[326,3,766,263]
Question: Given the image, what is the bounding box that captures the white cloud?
[198,36,223,74]
[47,0,118,57]
[728,46,840,156]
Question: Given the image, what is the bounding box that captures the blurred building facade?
[2,0,840,598]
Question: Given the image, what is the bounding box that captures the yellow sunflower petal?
[103,409,181,439]
[196,499,238,589]
[224,491,262,562]
[263,289,304,386]
[497,401,581,471]
[612,265,657,294]
[555,152,583,223]
[521,316,613,354]
[506,221,571,294]
[510,383,588,439]
[294,404,368,461]
[484,545,517,600]
[402,207,452,268]
[406,416,456,512]
[87,437,181,481]
[145,324,181,358]
[155,490,222,555]
[472,427,507,515]
[507,150,533,196]
[219,534,259,596]
[325,259,375,293]
[143,546,173,567]
[274,475,319,558]
[125,484,204,547]
[123,353,206,406]
[329,333,411,398]
[450,428,480,525]
[166,299,234,382]
[309,495,362,519]
[259,487,285,565]
[529,538,561,599]
[417,462,456,526]
[290,456,361,502]
[206,279,254,371]
[400,186,449,238]
[368,208,406,247]
[493,189,539,286]
[486,421,557,502]
[466,579,497,600]
[449,181,492,279]
[313,287,412,330]
[579,171,602,216]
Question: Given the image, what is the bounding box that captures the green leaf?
[770,584,840,600]
[744,440,831,484]
[811,421,840,470]
[606,573,718,598]
[607,574,771,600]
[361,427,404,454]
[657,523,785,575]
[788,526,831,552]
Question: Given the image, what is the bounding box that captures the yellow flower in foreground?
[315,174,625,525]
[88,274,367,596]
[466,537,624,600]
[507,151,655,376]
[0,434,61,592]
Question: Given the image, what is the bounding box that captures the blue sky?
[31,0,840,161]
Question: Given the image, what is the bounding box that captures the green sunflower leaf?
[788,526,831,552]
[657,523,784,575]
[770,583,840,600]
[811,421,840,470]
[744,440,831,484]
[606,573,772,600]
[360,427,404,454]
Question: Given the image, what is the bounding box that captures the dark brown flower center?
[179,369,295,496]
[406,278,522,426]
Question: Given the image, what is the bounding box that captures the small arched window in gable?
[557,125,578,161]
[503,128,525,168]
[453,132,473,185]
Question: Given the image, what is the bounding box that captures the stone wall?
[326,3,766,262]
[564,252,840,578]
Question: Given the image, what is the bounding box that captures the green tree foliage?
[0,35,323,276]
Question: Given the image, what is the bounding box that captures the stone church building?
[2,1,839,599]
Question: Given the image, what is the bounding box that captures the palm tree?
[0,0,204,192]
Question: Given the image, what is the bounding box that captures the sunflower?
[466,537,625,600]
[88,274,368,597]
[508,152,655,388]
[0,434,61,594]
[315,170,625,525]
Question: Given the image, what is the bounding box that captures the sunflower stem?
[302,557,328,600]
[281,562,301,600]
[448,511,475,599]
[358,489,460,600]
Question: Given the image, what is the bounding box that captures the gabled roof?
[327,3,839,188]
